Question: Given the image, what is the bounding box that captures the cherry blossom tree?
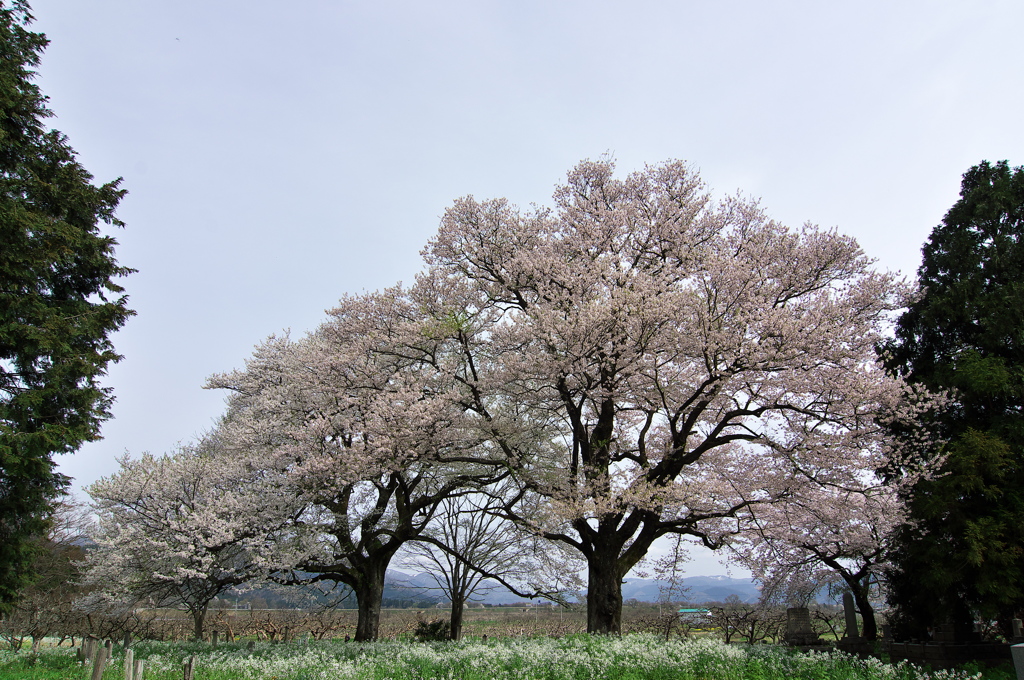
[726,393,943,641]
[82,435,301,640]
[204,157,923,636]
[729,481,907,641]
[207,298,518,641]
[411,158,918,633]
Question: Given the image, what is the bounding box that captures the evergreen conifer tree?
[0,0,132,610]
[883,160,1024,640]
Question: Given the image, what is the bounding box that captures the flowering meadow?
[0,635,995,680]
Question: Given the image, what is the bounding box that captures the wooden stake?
[89,645,108,680]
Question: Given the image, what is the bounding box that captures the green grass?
[0,635,1004,680]
[0,649,82,680]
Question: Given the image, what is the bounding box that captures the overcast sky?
[30,0,1024,577]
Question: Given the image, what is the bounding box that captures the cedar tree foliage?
[0,0,132,610]
[883,161,1024,640]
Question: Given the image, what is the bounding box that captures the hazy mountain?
[385,570,761,606]
[385,570,529,605]
[622,575,761,604]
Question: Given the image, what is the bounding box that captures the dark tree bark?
[190,605,207,641]
[851,586,877,642]
[822,557,880,642]
[293,471,506,642]
[586,554,625,634]
[449,590,466,641]
[353,561,386,643]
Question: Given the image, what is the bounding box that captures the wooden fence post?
[124,649,134,680]
[80,635,98,665]
[183,654,197,680]
[89,644,108,680]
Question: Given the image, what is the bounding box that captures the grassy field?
[1,635,1013,680]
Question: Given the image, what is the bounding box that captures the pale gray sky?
[31,0,1024,577]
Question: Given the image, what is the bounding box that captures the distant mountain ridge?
[231,571,762,608]
[385,570,761,605]
[622,575,761,604]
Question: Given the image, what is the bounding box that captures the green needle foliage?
[883,160,1024,639]
[0,0,133,611]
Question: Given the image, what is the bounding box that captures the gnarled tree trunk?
[190,605,208,641]
[353,560,387,642]
[852,586,878,641]
[586,551,625,634]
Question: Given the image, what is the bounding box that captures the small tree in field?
[398,483,570,640]
[83,436,301,640]
[0,500,92,650]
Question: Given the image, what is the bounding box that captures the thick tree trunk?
[952,597,976,642]
[353,562,386,642]
[852,587,877,641]
[586,554,624,634]
[449,592,465,641]
[834,568,878,642]
[191,606,207,641]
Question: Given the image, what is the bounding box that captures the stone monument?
[842,593,862,641]
[785,607,820,646]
